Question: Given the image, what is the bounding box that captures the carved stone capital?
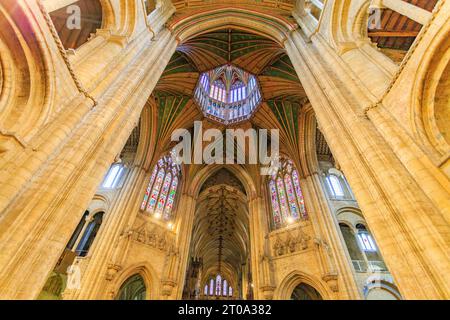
[322,273,339,292]
[105,263,122,281]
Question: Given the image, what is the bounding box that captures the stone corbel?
[336,42,359,56]
[105,263,122,281]
[96,29,129,47]
[260,285,276,300]
[322,273,339,292]
[369,0,385,10]
[161,279,177,298]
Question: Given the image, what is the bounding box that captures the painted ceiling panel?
[155,29,306,103]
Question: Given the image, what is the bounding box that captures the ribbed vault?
[155,29,305,102]
[190,175,249,284]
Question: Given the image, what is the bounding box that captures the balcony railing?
[352,260,367,272]
[368,260,388,272]
[352,260,388,273]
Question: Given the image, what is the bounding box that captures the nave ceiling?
[150,28,309,163]
[190,170,250,283]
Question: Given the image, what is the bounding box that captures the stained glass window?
[268,159,308,229]
[269,181,282,227]
[215,275,222,296]
[204,275,231,297]
[356,224,377,252]
[276,177,290,220]
[141,154,181,221]
[164,177,178,220]
[284,175,300,219]
[209,279,214,295]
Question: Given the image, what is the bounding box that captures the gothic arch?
[87,194,110,215]
[335,207,366,228]
[0,1,54,142]
[413,26,450,162]
[273,270,332,300]
[189,164,258,199]
[364,274,402,300]
[109,262,159,300]
[168,7,296,44]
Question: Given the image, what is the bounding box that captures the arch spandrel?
[168,7,297,45]
[188,164,259,200]
[273,270,333,300]
[0,0,84,144]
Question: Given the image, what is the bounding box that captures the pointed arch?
[274,270,332,300]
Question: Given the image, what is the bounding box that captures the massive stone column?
[248,195,274,300]
[0,0,177,299]
[284,25,450,299]
[173,193,197,299]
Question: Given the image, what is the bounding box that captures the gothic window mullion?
[146,168,166,213]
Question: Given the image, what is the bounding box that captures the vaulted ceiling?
[191,177,249,279]
[154,29,305,103]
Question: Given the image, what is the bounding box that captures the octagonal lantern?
[194,64,262,125]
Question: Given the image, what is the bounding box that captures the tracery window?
[116,274,146,300]
[204,275,233,297]
[215,275,222,296]
[268,159,307,229]
[140,154,181,221]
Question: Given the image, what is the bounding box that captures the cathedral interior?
[0,0,449,300]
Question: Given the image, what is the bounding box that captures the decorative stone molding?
[271,224,311,257]
[105,264,122,281]
[128,220,176,252]
[161,279,177,297]
[260,285,276,300]
[322,273,339,293]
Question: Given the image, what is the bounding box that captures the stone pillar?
[301,173,361,299]
[285,31,450,299]
[248,195,275,300]
[0,28,177,299]
[68,165,150,299]
[173,193,197,299]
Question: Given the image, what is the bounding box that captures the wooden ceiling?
[368,0,438,60]
[191,182,249,277]
[50,0,102,50]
